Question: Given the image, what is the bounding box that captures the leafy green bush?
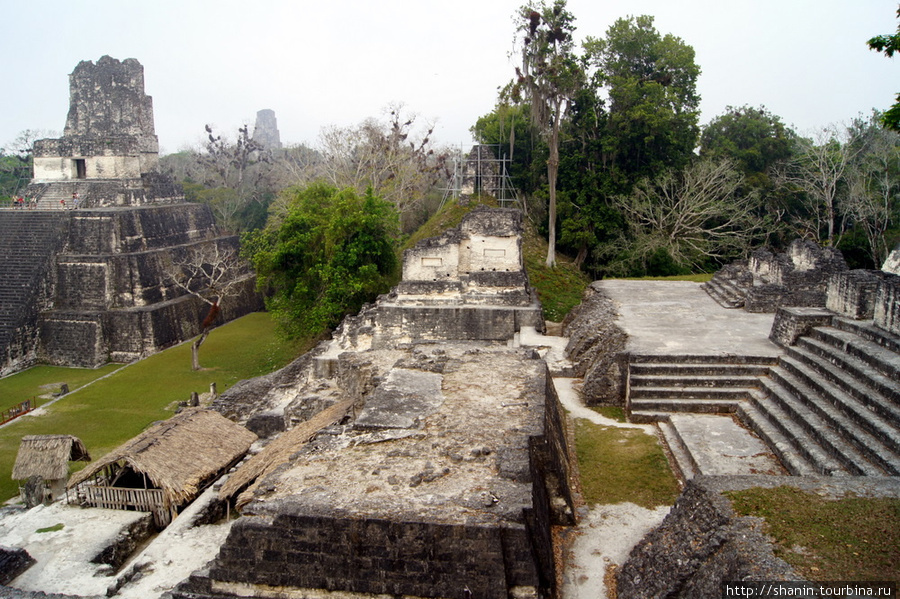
[244,183,400,338]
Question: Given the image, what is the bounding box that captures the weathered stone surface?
[826,269,886,319]
[205,344,569,599]
[0,546,35,586]
[31,56,162,199]
[883,243,900,274]
[708,240,849,313]
[617,476,900,599]
[769,306,834,347]
[190,208,574,599]
[326,208,543,353]
[355,368,444,429]
[89,513,154,570]
[875,273,900,335]
[562,281,628,405]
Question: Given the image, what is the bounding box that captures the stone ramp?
[658,414,784,479]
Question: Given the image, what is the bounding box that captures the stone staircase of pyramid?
[627,316,900,478]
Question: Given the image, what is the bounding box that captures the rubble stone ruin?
[0,56,261,376]
[171,208,576,599]
[250,108,282,150]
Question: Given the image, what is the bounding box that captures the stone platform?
[598,280,781,357]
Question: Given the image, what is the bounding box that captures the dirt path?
[552,377,671,599]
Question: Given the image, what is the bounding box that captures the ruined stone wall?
[741,240,848,312]
[41,275,260,367]
[563,282,629,405]
[65,204,216,254]
[371,305,543,347]
[33,137,150,181]
[875,274,900,336]
[826,270,886,320]
[461,145,502,201]
[209,513,536,599]
[33,56,159,184]
[64,56,156,140]
[402,229,463,282]
[617,476,900,599]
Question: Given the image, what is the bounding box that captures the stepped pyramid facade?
[0,57,261,376]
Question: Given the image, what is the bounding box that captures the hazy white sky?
[2,0,897,154]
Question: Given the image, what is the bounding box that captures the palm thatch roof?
[12,435,91,481]
[220,399,354,508]
[68,408,256,506]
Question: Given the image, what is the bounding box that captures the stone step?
[735,400,820,476]
[629,354,778,366]
[780,351,900,444]
[630,374,763,388]
[657,417,699,480]
[628,397,743,413]
[629,362,772,377]
[767,367,900,475]
[833,317,900,354]
[787,342,900,416]
[702,277,748,309]
[747,389,849,476]
[810,326,900,381]
[630,385,753,401]
[759,375,890,476]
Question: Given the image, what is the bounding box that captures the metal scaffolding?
[439,144,520,211]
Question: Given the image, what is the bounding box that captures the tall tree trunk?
[191,329,211,371]
[545,107,562,268]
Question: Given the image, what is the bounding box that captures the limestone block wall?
[403,234,461,281]
[768,307,834,347]
[65,204,217,254]
[36,204,261,367]
[41,275,261,367]
[875,274,900,335]
[32,137,154,182]
[55,237,244,310]
[210,514,536,599]
[371,304,543,347]
[402,209,524,284]
[826,270,885,320]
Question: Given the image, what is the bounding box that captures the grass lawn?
[0,364,122,413]
[0,312,307,502]
[574,419,680,508]
[727,486,900,583]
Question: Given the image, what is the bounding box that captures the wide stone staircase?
[0,211,70,367]
[701,264,752,309]
[24,181,89,210]
[627,317,900,478]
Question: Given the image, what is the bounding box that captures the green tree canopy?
[868,7,900,131]
[585,15,701,182]
[243,183,399,339]
[700,105,796,185]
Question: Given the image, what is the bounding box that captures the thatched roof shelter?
[69,409,256,508]
[220,399,354,508]
[12,435,90,481]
